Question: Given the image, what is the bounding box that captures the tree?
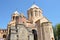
[56,24,60,40]
[53,26,57,40]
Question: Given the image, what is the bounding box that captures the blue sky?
[0,0,60,29]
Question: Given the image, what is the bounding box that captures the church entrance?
[32,29,38,40]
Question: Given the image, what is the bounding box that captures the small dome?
[12,11,19,16]
[13,11,19,14]
[29,4,39,9]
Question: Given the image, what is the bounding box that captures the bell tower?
[27,4,45,40]
[12,11,19,21]
[7,11,19,35]
[27,4,43,24]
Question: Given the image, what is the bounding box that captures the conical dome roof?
[12,11,19,16]
[29,4,39,9]
[13,11,19,14]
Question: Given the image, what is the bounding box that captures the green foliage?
[53,24,60,40]
[53,26,57,40]
[55,24,60,40]
[56,24,60,35]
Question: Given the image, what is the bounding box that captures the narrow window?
[13,16,15,20]
[35,10,37,16]
[16,16,19,23]
[39,11,40,16]
[31,11,33,17]
[16,16,19,19]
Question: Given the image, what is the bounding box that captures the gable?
[40,17,50,23]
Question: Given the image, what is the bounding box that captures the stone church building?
[0,4,54,40]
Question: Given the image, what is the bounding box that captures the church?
[0,4,54,40]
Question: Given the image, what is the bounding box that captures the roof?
[12,11,19,16]
[20,13,26,18]
[29,4,39,9]
[14,11,19,14]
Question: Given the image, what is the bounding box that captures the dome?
[12,11,19,16]
[28,4,39,9]
[13,11,19,14]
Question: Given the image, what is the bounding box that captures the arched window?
[16,16,19,18]
[13,16,15,20]
[35,10,37,16]
[16,16,19,20]
[39,11,40,16]
[32,29,38,40]
[31,11,33,17]
[3,35,6,38]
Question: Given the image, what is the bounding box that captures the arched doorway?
[3,34,6,38]
[32,29,38,40]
